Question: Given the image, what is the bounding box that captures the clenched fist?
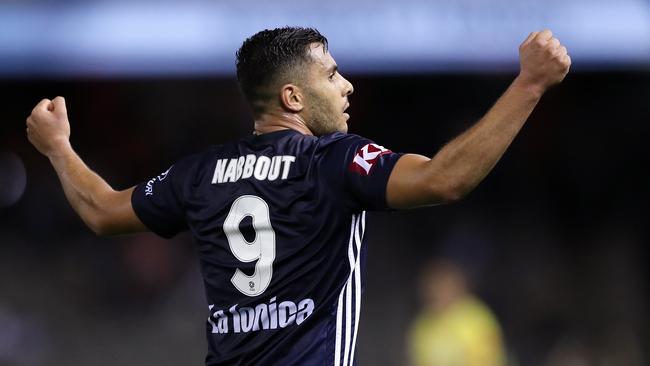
[518,29,571,92]
[26,96,71,157]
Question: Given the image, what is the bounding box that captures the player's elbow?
[85,216,112,236]
[84,206,121,236]
[84,189,136,236]
[429,182,466,204]
[389,179,466,209]
[441,189,465,204]
[421,160,471,205]
[89,225,107,236]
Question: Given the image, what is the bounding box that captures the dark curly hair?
[236,27,328,116]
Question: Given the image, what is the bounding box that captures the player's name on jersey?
[212,155,296,184]
[208,296,315,334]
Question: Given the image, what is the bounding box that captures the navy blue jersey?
[132,129,402,365]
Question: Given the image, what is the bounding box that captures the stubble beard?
[304,88,344,136]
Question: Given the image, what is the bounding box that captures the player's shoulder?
[166,145,224,182]
[315,132,393,166]
[316,132,373,151]
[175,145,220,167]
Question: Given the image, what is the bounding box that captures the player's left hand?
[517,29,571,93]
[26,96,72,157]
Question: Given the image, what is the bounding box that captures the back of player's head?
[236,26,328,117]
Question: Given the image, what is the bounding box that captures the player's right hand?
[518,30,571,92]
[26,96,72,157]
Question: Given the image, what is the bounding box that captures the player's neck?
[254,111,313,136]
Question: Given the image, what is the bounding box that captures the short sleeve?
[131,161,190,238]
[325,133,403,211]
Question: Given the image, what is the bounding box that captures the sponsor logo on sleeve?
[145,166,173,196]
[348,143,391,176]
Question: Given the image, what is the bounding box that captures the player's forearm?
[47,142,120,234]
[427,76,543,200]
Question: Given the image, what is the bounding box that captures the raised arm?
[386,30,571,209]
[26,97,147,235]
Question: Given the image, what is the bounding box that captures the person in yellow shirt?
[408,259,506,366]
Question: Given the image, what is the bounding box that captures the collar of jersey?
[250,128,303,143]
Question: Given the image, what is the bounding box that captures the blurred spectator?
[407,259,506,366]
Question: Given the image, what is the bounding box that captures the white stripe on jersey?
[334,287,345,366]
[334,212,366,366]
[342,215,356,366]
[349,211,365,363]
[335,214,357,366]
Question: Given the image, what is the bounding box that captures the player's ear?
[279,84,304,113]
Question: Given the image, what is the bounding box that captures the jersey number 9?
[223,195,276,296]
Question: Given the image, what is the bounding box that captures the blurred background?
[1,0,648,365]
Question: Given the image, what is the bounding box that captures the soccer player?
[25,27,570,365]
